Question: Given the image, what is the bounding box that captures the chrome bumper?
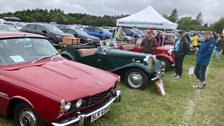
[52,90,121,126]
[151,69,165,81]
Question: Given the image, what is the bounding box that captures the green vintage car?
[60,44,165,89]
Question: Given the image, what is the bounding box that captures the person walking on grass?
[173,30,188,79]
[194,31,215,89]
[191,33,199,48]
[215,32,223,59]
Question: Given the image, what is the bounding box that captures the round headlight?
[60,100,71,114]
[147,57,153,69]
[76,99,83,108]
[144,55,153,69]
[64,102,72,112]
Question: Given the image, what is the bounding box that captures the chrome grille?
[89,88,112,106]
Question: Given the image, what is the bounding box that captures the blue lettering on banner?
[118,21,164,26]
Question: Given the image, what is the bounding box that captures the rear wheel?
[14,102,45,126]
[124,68,149,90]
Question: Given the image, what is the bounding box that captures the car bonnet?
[1,59,118,101]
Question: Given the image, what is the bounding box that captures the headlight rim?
[144,54,154,69]
[75,99,83,109]
[64,102,72,112]
[60,100,72,115]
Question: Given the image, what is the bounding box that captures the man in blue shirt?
[174,30,188,79]
[194,31,215,89]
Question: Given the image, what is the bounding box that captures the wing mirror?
[42,30,47,33]
[74,33,78,37]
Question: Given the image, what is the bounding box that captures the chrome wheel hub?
[19,109,37,126]
[128,72,143,88]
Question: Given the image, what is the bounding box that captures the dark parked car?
[132,29,147,38]
[84,27,112,40]
[60,27,100,46]
[61,42,165,90]
[20,23,73,46]
[123,28,142,39]
[0,24,20,32]
[0,32,121,126]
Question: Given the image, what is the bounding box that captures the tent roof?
[116,5,178,29]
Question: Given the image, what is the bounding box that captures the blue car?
[123,28,142,39]
[84,27,112,40]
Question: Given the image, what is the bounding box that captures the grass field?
[0,54,224,126]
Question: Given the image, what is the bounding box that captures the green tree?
[195,12,203,25]
[51,13,64,24]
[211,17,224,33]
[168,9,178,23]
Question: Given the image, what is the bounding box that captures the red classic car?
[118,33,175,70]
[0,32,121,126]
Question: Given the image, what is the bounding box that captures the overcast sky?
[0,0,223,24]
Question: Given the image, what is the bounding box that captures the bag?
[156,80,166,96]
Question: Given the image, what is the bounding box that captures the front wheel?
[124,68,149,90]
[14,102,45,126]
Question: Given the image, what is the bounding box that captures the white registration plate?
[91,106,110,122]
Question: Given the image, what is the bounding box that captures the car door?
[35,25,47,36]
[86,27,100,38]
[84,48,115,71]
[61,28,68,33]
[0,74,10,113]
[84,27,93,35]
[77,50,102,67]
[67,29,78,37]
[94,28,103,39]
[23,24,36,34]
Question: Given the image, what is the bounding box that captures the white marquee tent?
[116,5,178,29]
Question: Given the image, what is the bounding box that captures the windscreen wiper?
[31,52,61,64]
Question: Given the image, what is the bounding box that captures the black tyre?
[158,58,171,70]
[14,102,45,126]
[124,68,149,90]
